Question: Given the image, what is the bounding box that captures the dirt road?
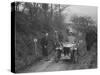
[22,55,80,73]
[20,48,96,73]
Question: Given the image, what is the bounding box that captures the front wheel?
[55,50,61,63]
[71,50,78,63]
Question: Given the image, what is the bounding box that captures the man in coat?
[40,33,49,60]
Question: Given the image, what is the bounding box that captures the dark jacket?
[40,37,48,47]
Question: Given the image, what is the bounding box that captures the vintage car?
[55,41,79,63]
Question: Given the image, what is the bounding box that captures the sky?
[63,5,97,23]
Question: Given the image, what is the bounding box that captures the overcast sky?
[63,5,97,23]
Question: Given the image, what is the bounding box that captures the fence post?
[34,38,38,57]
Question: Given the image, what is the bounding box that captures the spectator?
[40,33,49,60]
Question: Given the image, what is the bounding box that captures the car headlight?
[74,48,77,50]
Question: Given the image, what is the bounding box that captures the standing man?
[40,33,49,60]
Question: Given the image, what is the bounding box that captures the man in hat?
[40,33,49,60]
